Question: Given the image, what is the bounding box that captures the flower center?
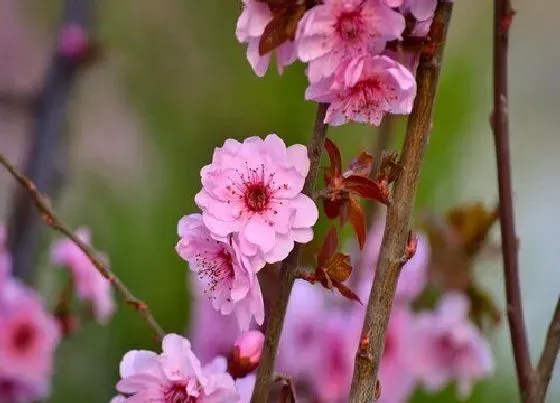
[164,382,197,403]
[245,184,270,212]
[437,333,469,366]
[196,246,235,294]
[336,12,361,41]
[12,323,35,353]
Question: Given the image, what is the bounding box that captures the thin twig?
[491,1,533,401]
[250,103,329,403]
[0,153,165,341]
[532,296,560,402]
[7,0,94,280]
[348,3,454,402]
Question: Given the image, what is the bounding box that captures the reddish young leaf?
[285,4,306,41]
[324,137,342,177]
[258,13,290,55]
[348,197,367,249]
[318,227,338,266]
[323,198,342,220]
[325,252,352,282]
[344,175,387,203]
[344,151,373,178]
[334,281,363,304]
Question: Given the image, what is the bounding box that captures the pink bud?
[57,24,89,60]
[234,330,264,364]
[228,330,264,379]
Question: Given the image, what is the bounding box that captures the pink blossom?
[278,282,362,402]
[296,0,404,83]
[233,330,264,366]
[0,280,60,384]
[50,227,115,324]
[400,0,437,36]
[305,55,416,126]
[357,219,429,303]
[194,134,318,265]
[377,306,416,403]
[408,293,494,398]
[116,333,239,402]
[57,23,89,59]
[176,214,265,331]
[0,376,50,403]
[235,374,255,403]
[236,0,297,77]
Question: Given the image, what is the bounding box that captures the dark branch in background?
[348,3,454,402]
[7,0,95,281]
[0,153,165,341]
[532,296,560,402]
[491,1,533,401]
[250,103,329,403]
[365,115,396,227]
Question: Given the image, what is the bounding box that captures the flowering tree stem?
[348,3,454,402]
[0,152,165,341]
[7,0,94,281]
[250,103,329,403]
[531,297,560,402]
[491,1,535,401]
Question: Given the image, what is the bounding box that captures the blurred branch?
[365,115,395,226]
[531,296,560,402]
[0,152,166,341]
[250,103,329,403]
[7,0,96,281]
[348,3,454,402]
[490,1,533,401]
[0,91,36,112]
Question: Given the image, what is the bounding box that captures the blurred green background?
[0,0,558,402]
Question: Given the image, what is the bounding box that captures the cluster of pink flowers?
[274,222,493,402]
[112,333,240,403]
[50,227,116,324]
[236,0,449,126]
[0,225,60,402]
[186,219,493,403]
[176,134,318,331]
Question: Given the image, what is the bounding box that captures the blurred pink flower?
[236,0,297,77]
[277,281,325,378]
[296,0,404,83]
[176,214,265,330]
[189,283,243,364]
[357,219,429,303]
[50,227,115,323]
[0,376,50,403]
[0,280,60,384]
[235,374,255,403]
[408,293,494,398]
[195,134,318,265]
[115,333,239,402]
[56,23,89,60]
[305,55,416,126]
[377,306,416,403]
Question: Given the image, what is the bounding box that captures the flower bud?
[227,330,264,379]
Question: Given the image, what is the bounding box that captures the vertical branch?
[491,1,533,400]
[532,297,560,402]
[7,0,94,280]
[348,3,453,402]
[250,103,329,403]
